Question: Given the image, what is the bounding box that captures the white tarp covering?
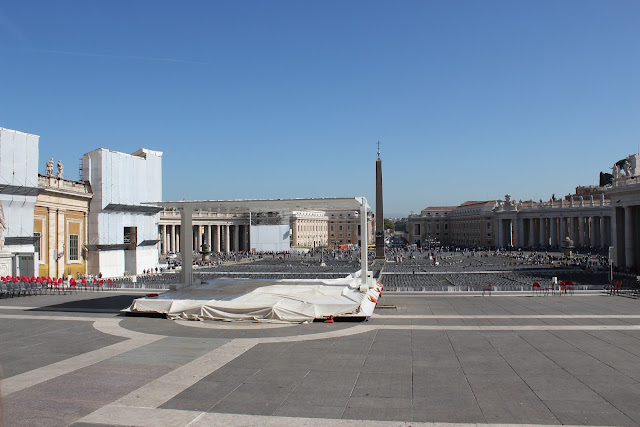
[125,274,381,323]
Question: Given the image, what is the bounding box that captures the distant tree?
[395,220,407,233]
[384,218,395,232]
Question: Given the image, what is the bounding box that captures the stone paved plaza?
[1,290,640,426]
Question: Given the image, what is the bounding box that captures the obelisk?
[375,142,385,259]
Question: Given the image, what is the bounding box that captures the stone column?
[57,209,65,279]
[161,225,166,254]
[175,226,180,253]
[613,207,622,267]
[539,218,545,248]
[550,217,557,247]
[599,216,606,248]
[544,218,550,247]
[625,206,634,269]
[234,225,240,252]
[224,225,230,253]
[48,208,57,278]
[590,216,597,249]
[214,225,220,253]
[516,217,524,248]
[83,212,88,276]
[180,207,193,288]
[528,219,535,248]
[509,219,514,247]
[170,225,176,253]
[583,217,590,247]
[205,224,211,250]
[496,219,503,248]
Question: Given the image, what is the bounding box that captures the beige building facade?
[407,206,454,247]
[448,201,496,247]
[326,210,374,248]
[290,210,328,247]
[34,175,92,278]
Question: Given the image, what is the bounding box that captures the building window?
[347,225,351,231]
[330,225,334,231]
[34,232,41,259]
[436,224,440,230]
[339,225,343,231]
[69,235,79,261]
[444,224,448,230]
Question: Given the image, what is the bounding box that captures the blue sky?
[1,1,638,217]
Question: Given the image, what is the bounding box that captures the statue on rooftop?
[46,158,54,177]
[56,160,63,179]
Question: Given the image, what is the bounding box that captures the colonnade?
[496,215,612,249]
[158,223,250,254]
[612,206,639,270]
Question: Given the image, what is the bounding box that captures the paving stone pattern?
[1,291,640,426]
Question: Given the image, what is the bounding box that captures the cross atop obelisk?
[375,141,385,260]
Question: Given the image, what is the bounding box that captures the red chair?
[81,278,90,291]
[54,277,65,294]
[48,277,56,294]
[607,280,622,296]
[532,282,542,296]
[482,282,492,296]
[69,278,77,294]
[97,280,104,291]
[108,278,117,290]
[34,277,44,295]
[560,280,574,295]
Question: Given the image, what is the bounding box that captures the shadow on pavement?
[29,295,147,314]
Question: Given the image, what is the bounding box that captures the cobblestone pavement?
[1,290,639,426]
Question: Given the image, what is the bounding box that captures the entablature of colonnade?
[494,196,612,218]
[516,206,612,219]
[159,209,250,225]
[607,183,640,208]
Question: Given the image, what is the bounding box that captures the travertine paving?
[1,291,639,426]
